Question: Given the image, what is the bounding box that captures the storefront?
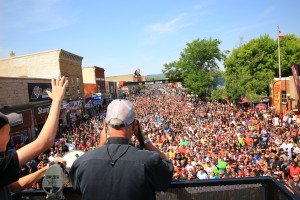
[9,109,33,149]
[66,100,83,125]
[33,103,51,137]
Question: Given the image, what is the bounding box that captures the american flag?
[278,31,285,39]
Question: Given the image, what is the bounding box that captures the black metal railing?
[12,177,299,200]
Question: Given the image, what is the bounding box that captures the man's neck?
[107,137,131,145]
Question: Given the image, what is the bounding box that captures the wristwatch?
[144,139,150,145]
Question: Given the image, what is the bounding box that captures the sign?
[92,100,103,106]
[291,63,300,98]
[92,93,102,100]
[123,80,169,86]
[28,83,52,102]
[34,104,51,117]
[273,81,281,112]
[67,100,82,112]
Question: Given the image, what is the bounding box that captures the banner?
[67,100,82,112]
[123,80,169,86]
[273,81,281,112]
[291,63,300,98]
[28,83,51,102]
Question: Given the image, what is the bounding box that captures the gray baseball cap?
[0,112,22,129]
[105,99,136,128]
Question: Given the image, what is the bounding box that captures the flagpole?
[277,25,282,113]
[277,25,282,79]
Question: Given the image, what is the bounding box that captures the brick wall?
[0,77,50,107]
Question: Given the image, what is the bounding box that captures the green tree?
[224,34,300,101]
[163,38,225,96]
[210,87,227,101]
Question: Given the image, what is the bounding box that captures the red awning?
[238,98,248,103]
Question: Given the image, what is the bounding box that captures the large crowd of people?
[17,84,300,196]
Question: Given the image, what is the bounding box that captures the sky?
[0,0,300,77]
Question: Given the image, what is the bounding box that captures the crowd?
[16,84,300,196]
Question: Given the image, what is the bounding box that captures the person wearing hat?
[0,75,67,199]
[70,99,173,200]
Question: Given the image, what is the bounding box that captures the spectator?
[0,76,67,199]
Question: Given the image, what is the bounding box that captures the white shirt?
[197,171,208,179]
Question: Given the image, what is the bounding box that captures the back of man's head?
[105,99,136,129]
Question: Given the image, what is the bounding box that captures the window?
[72,86,75,95]
[65,77,70,96]
[76,77,80,94]
[282,90,287,103]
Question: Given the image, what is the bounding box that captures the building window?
[65,77,70,96]
[76,77,80,94]
[282,90,287,103]
[72,86,75,95]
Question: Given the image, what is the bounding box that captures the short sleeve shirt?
[0,151,20,187]
[0,151,20,200]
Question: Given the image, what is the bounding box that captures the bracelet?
[144,139,150,145]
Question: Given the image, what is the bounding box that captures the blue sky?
[1,0,299,77]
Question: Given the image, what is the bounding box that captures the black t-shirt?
[0,151,20,200]
[253,136,260,146]
[0,151,20,187]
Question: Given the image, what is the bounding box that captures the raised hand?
[46,75,68,102]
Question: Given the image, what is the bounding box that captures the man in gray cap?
[70,99,173,200]
[0,76,67,199]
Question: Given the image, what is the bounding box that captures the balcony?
[12,177,298,200]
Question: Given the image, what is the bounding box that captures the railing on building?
[12,177,298,200]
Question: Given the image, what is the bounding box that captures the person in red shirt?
[245,135,254,147]
[286,161,300,180]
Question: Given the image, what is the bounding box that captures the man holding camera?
[70,99,173,200]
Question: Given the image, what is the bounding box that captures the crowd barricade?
[12,177,298,200]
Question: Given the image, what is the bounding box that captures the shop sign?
[67,100,82,111]
[34,104,51,117]
[273,81,281,112]
[28,83,51,102]
[92,93,102,100]
[92,100,103,106]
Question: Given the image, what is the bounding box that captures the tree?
[163,38,225,96]
[210,87,227,101]
[224,34,300,101]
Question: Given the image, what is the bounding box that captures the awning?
[238,98,248,103]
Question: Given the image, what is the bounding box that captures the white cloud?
[258,6,275,18]
[226,23,264,35]
[145,13,196,43]
[148,13,188,33]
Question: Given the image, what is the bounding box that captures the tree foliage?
[210,87,227,101]
[224,34,300,101]
[163,38,225,96]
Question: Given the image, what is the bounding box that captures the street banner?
[291,63,300,99]
[273,81,281,112]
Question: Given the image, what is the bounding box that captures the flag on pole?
[278,31,285,39]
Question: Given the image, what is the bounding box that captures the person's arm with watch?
[135,120,168,160]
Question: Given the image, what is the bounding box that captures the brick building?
[82,66,106,98]
[0,49,86,146]
[0,77,58,148]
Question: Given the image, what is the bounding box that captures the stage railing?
[12,177,299,200]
